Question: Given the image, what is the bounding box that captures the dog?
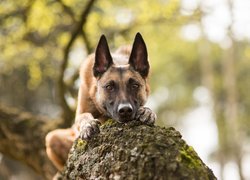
[45,33,156,171]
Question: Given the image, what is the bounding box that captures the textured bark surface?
[63,120,216,180]
[0,105,58,179]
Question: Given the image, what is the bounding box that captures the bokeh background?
[0,0,250,179]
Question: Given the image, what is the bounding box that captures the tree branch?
[0,0,35,25]
[63,120,216,179]
[58,0,97,127]
[81,29,93,54]
[0,105,60,179]
[55,0,76,21]
[65,28,94,90]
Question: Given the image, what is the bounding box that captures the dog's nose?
[118,103,133,117]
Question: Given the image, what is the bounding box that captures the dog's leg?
[45,129,75,171]
[74,113,101,140]
[135,107,157,125]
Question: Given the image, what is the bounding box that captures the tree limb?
[0,105,60,179]
[0,0,35,25]
[81,29,93,54]
[55,0,76,21]
[58,0,97,127]
[64,29,94,95]
[63,120,216,179]
[0,105,217,179]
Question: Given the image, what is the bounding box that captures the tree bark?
[62,120,216,180]
[0,105,217,179]
[0,105,59,179]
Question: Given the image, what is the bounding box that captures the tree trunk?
[0,105,59,179]
[0,105,217,179]
[198,36,226,180]
[223,1,244,179]
[62,120,216,179]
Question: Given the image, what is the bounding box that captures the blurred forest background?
[0,0,250,179]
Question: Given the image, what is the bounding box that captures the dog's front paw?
[135,107,156,125]
[79,119,100,140]
[75,114,101,140]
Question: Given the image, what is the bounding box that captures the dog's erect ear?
[129,33,149,78]
[93,35,113,77]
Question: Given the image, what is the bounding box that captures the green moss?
[76,139,87,151]
[101,119,117,128]
[179,146,203,169]
[64,121,216,179]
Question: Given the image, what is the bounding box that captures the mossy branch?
[62,120,216,179]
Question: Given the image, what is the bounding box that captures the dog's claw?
[79,119,100,140]
[136,107,156,125]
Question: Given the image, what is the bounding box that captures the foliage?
[1,0,250,179]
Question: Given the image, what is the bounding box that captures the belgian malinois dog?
[45,33,156,171]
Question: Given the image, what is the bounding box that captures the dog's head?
[93,33,150,123]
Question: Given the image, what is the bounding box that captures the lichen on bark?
[63,120,216,180]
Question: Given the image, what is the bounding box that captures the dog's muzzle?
[117,103,133,122]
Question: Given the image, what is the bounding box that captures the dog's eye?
[105,85,114,92]
[131,84,139,90]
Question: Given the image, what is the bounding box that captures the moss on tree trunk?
[63,120,216,179]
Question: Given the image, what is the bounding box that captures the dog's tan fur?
[45,33,156,172]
